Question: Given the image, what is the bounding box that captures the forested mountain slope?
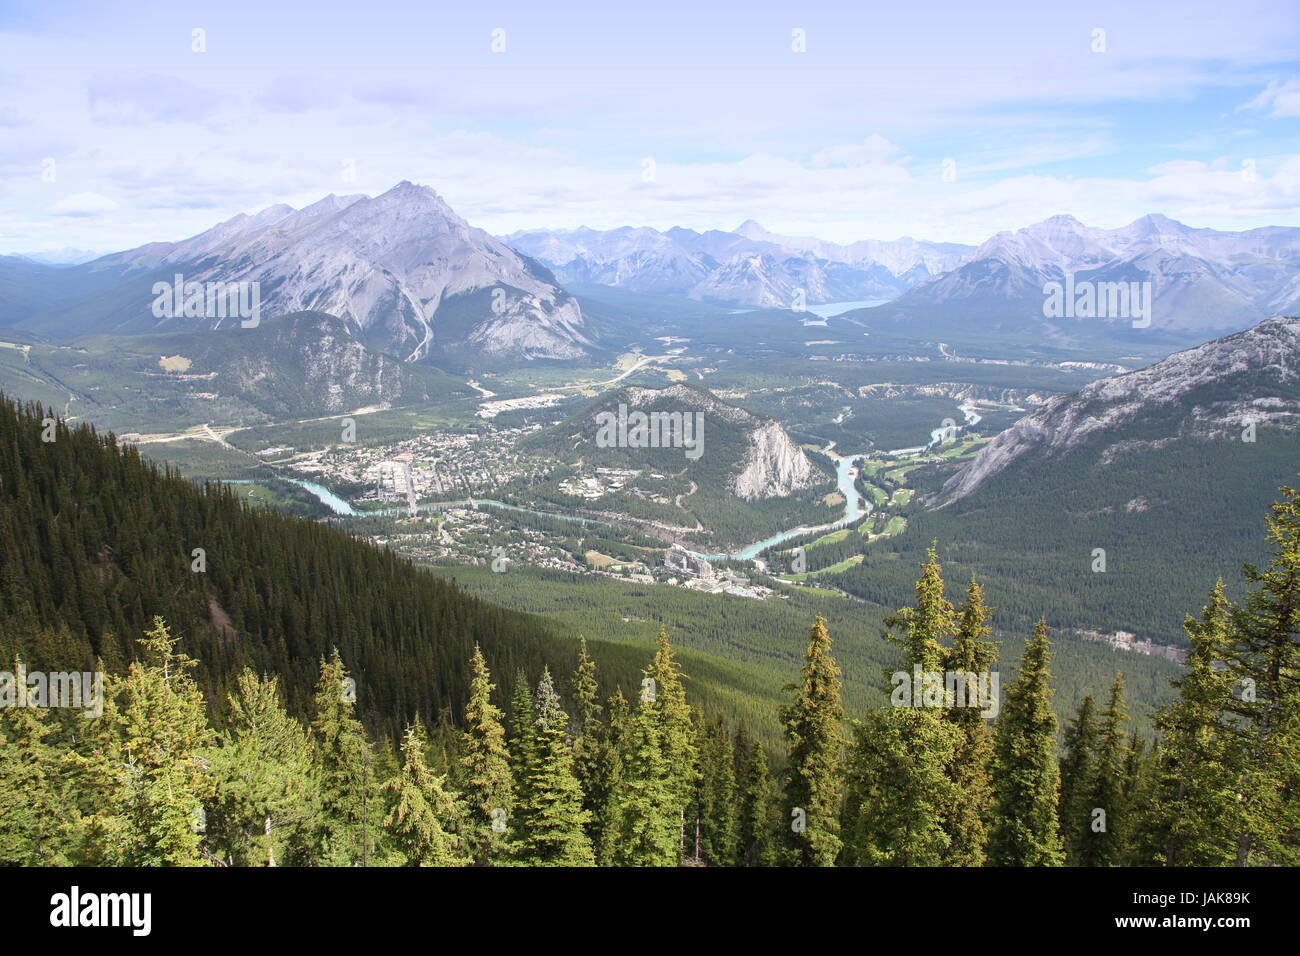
[830,316,1300,642]
[0,395,647,739]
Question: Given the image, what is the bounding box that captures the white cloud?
[86,74,226,127]
[810,135,900,167]
[1240,77,1300,117]
[52,192,119,217]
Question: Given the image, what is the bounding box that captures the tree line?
[4,481,1296,865]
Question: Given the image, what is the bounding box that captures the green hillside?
[829,432,1298,646]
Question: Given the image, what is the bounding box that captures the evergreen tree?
[694,715,739,866]
[1223,486,1300,865]
[1140,584,1243,865]
[988,620,1064,866]
[311,649,377,866]
[506,667,538,847]
[605,683,678,866]
[1119,731,1151,866]
[942,576,998,866]
[509,669,594,866]
[570,638,605,847]
[383,722,468,866]
[1077,673,1130,866]
[65,619,214,866]
[0,661,66,865]
[843,706,961,866]
[427,707,462,780]
[781,615,845,866]
[1058,694,1100,864]
[736,732,778,866]
[595,689,639,864]
[845,554,968,867]
[459,645,513,865]
[205,669,319,866]
[885,544,955,672]
[645,628,697,859]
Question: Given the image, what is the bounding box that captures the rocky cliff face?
[173,311,463,418]
[939,315,1300,504]
[730,418,824,500]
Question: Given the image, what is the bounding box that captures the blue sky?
[2,0,1300,254]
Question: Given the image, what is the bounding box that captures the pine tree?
[736,733,778,866]
[1058,694,1100,864]
[1075,674,1130,866]
[1223,486,1300,866]
[885,544,955,673]
[595,688,637,864]
[1140,583,1243,866]
[0,661,66,865]
[427,707,462,779]
[604,684,678,866]
[383,722,468,866]
[844,553,966,867]
[61,660,127,866]
[988,620,1064,866]
[508,669,594,866]
[506,668,538,845]
[1119,730,1151,866]
[459,645,513,865]
[205,669,319,866]
[942,576,998,866]
[645,628,697,859]
[695,715,739,866]
[843,706,961,866]
[570,638,605,847]
[64,619,215,866]
[781,615,845,866]
[311,648,377,866]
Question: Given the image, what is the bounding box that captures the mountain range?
[851,214,1300,337]
[6,184,1300,368]
[504,222,971,308]
[510,213,1300,338]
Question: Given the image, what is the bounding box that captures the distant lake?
[803,298,894,318]
[729,297,895,317]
